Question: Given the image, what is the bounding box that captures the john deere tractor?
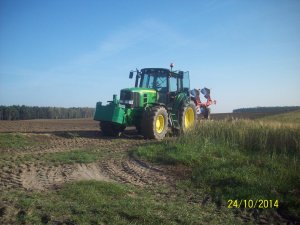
[94,65,197,140]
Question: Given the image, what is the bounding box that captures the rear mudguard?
[171,92,189,115]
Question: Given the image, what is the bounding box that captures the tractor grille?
[120,90,132,101]
[132,92,140,107]
[120,90,140,107]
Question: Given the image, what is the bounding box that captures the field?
[0,112,299,224]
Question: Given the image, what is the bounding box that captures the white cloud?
[70,19,191,68]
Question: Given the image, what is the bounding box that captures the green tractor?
[94,65,197,139]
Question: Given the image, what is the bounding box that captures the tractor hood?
[121,87,156,93]
[119,87,157,107]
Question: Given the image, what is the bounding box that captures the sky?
[0,0,299,113]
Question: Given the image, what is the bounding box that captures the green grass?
[2,181,239,225]
[259,109,300,124]
[0,148,112,167]
[0,133,37,148]
[135,120,300,220]
[41,149,104,165]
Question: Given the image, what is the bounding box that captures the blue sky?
[0,0,299,113]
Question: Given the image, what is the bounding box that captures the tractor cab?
[130,68,190,105]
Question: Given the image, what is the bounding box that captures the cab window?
[169,77,177,92]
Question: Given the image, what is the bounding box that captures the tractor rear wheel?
[141,106,168,140]
[100,121,125,137]
[179,101,197,133]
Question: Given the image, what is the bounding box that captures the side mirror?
[129,71,134,79]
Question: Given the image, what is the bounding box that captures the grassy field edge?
[134,119,300,222]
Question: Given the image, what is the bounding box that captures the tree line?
[0,105,95,120]
[233,106,300,113]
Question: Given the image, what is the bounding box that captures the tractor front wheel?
[141,106,168,140]
[100,121,125,137]
[180,101,197,133]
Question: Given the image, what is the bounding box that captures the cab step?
[169,113,180,129]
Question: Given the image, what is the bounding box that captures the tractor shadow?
[49,127,144,140]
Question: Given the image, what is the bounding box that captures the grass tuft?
[42,149,103,165]
[0,133,36,148]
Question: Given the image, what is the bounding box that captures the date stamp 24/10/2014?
[227,199,279,209]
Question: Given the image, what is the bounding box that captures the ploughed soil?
[0,118,99,133]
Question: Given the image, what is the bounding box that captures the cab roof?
[141,68,184,78]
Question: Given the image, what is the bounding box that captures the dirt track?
[0,119,177,191]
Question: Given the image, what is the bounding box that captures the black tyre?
[141,106,168,140]
[179,101,197,133]
[203,108,211,120]
[136,125,142,134]
[100,121,125,137]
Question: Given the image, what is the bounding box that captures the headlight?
[120,100,133,105]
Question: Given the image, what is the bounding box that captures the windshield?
[139,71,168,92]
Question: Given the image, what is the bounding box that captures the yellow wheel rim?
[184,107,195,129]
[155,115,165,133]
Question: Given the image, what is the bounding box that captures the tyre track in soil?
[0,132,175,191]
[0,157,175,191]
[20,163,111,191]
[1,133,140,155]
[100,156,175,187]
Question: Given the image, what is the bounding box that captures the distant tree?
[0,105,95,120]
[233,106,300,113]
